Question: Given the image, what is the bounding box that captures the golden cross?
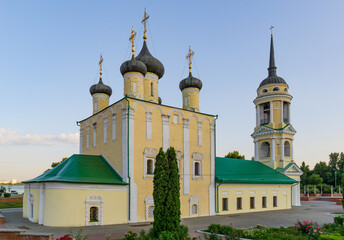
[142,8,150,41]
[99,54,103,78]
[186,46,194,73]
[129,28,137,57]
[270,25,274,36]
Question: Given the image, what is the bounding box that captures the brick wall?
[0,230,53,240]
[0,198,23,203]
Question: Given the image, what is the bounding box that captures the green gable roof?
[215,157,297,184]
[23,154,127,185]
[276,162,294,173]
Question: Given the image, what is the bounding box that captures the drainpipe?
[214,115,218,213]
[124,96,131,221]
[216,182,223,213]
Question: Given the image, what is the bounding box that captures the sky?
[1,1,344,182]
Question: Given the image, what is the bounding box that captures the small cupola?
[90,55,112,114]
[179,47,202,112]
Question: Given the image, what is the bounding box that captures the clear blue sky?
[1,1,344,181]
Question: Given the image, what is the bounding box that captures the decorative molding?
[133,101,148,113]
[254,94,293,104]
[93,123,96,148]
[86,126,90,149]
[104,117,107,144]
[198,122,203,146]
[236,191,243,194]
[189,196,200,216]
[79,128,83,154]
[209,121,215,215]
[249,191,256,194]
[143,148,158,179]
[183,119,190,195]
[145,196,154,220]
[112,113,116,141]
[146,112,152,140]
[162,115,170,151]
[251,125,297,138]
[85,195,103,226]
[45,182,128,191]
[168,109,185,120]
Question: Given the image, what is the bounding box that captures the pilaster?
[146,112,152,140]
[162,114,170,151]
[183,119,190,195]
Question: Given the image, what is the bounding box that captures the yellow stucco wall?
[92,93,110,114]
[124,72,145,100]
[42,186,128,227]
[81,101,124,177]
[143,73,159,103]
[182,87,200,112]
[217,183,292,215]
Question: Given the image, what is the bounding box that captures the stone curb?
[196,230,251,240]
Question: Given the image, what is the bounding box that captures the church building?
[23,13,302,227]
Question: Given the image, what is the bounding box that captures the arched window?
[260,142,270,158]
[262,89,268,94]
[147,159,154,175]
[194,162,200,176]
[151,82,154,96]
[273,87,280,91]
[148,206,154,218]
[192,204,198,214]
[260,103,270,124]
[284,141,291,156]
[90,207,99,222]
[133,82,137,92]
[283,102,289,123]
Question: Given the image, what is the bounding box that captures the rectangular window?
[133,82,137,92]
[237,197,242,210]
[273,196,277,207]
[250,197,255,209]
[173,114,179,124]
[222,198,228,211]
[151,82,154,96]
[262,196,267,208]
[194,161,200,176]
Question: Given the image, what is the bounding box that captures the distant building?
[23,12,301,227]
[0,179,18,184]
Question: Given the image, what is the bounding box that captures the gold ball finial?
[186,46,195,73]
[99,54,103,79]
[129,28,137,57]
[270,25,274,36]
[142,8,150,41]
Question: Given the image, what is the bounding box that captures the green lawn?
[0,201,23,209]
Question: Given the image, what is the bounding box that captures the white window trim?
[86,195,103,226]
[29,194,34,222]
[145,196,154,220]
[104,117,107,144]
[143,148,158,179]
[189,196,200,216]
[112,113,116,141]
[176,150,183,179]
[93,123,96,148]
[192,152,204,180]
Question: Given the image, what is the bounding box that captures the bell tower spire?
[268,26,277,77]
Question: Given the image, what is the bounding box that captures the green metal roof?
[276,163,294,173]
[23,154,127,185]
[215,157,297,184]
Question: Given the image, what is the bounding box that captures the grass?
[0,201,23,209]
[331,212,344,215]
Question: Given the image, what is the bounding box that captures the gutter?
[215,181,223,213]
[124,95,131,221]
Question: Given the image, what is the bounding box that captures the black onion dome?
[259,75,286,88]
[179,73,203,91]
[136,41,164,79]
[120,56,147,76]
[90,79,112,96]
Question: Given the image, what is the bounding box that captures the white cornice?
[254,94,293,104]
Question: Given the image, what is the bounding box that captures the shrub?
[158,231,174,240]
[173,225,189,239]
[56,235,73,240]
[124,230,137,240]
[3,193,10,198]
[296,219,322,239]
[334,216,344,225]
[207,224,221,234]
[204,234,222,240]
[319,233,344,240]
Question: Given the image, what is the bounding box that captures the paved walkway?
[0,201,342,240]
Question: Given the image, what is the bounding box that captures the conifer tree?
[152,148,169,235]
[165,147,181,232]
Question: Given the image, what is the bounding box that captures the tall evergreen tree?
[165,147,181,232]
[152,148,169,235]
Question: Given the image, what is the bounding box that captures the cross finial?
[99,54,103,79]
[129,28,137,57]
[142,8,150,41]
[186,46,194,73]
[270,25,274,36]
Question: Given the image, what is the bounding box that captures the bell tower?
[251,27,296,170]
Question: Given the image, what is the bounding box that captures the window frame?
[262,196,267,208]
[222,198,228,211]
[250,197,255,209]
[273,196,278,207]
[237,197,242,210]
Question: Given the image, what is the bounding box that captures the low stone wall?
[0,214,4,224]
[330,198,342,205]
[301,196,316,201]
[0,197,23,203]
[0,229,53,240]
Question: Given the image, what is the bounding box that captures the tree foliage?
[165,147,181,232]
[152,147,181,236]
[308,174,323,185]
[44,157,68,173]
[329,152,340,171]
[224,150,245,159]
[300,161,310,184]
[152,148,169,235]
